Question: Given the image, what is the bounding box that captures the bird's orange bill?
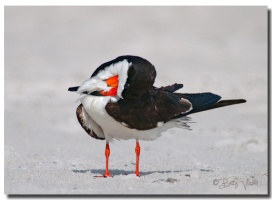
[99,75,119,96]
[106,75,118,87]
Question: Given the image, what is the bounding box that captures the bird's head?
[68,59,131,98]
[69,55,156,99]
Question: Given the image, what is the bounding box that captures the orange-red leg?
[103,143,112,177]
[135,140,141,176]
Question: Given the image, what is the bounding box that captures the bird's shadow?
[72,168,213,177]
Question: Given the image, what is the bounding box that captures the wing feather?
[105,86,192,130]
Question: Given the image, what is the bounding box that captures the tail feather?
[175,92,221,113]
[193,99,246,113]
[174,92,246,118]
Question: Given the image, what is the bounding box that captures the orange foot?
[94,173,113,178]
[103,172,113,178]
[135,171,140,177]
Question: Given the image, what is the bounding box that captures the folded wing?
[105,85,192,130]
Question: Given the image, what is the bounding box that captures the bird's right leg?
[103,142,112,177]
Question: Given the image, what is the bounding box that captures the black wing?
[105,85,192,130]
[105,83,245,130]
[173,93,246,118]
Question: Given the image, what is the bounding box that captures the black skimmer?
[68,55,246,177]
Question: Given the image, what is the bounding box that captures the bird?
[68,55,246,177]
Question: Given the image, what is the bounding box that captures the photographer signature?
[213,178,258,190]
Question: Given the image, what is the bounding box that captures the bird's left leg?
[134,139,141,177]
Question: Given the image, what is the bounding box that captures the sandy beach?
[4,6,268,195]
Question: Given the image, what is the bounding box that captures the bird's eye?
[125,83,130,88]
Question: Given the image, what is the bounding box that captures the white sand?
[4,6,268,194]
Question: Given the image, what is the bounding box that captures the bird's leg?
[135,140,141,177]
[103,142,112,177]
